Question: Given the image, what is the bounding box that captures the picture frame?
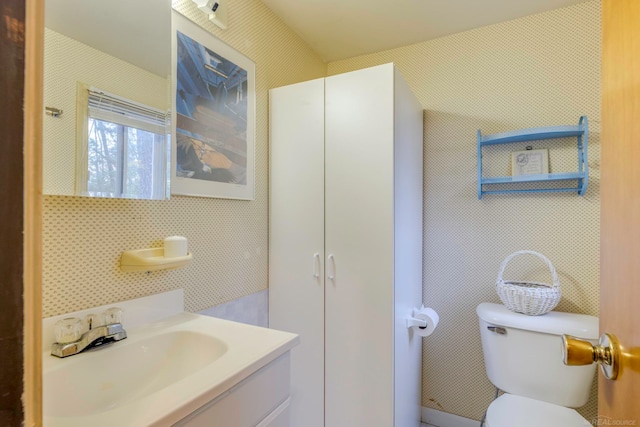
[511,148,549,176]
[171,11,255,200]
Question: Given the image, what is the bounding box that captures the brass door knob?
[561,333,620,380]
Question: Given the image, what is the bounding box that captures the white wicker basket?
[495,250,561,316]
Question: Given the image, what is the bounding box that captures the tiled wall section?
[42,0,326,317]
[328,1,601,422]
[198,289,268,327]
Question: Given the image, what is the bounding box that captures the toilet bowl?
[477,303,599,427]
[485,394,588,427]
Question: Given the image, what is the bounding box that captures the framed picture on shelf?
[171,11,255,200]
[511,148,549,176]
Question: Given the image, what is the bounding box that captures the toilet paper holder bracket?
[406,307,428,329]
[406,316,428,329]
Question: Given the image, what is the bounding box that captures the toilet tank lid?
[477,303,598,339]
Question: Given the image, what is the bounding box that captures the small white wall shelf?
[477,116,588,199]
[120,248,193,272]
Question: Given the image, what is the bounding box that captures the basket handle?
[496,250,560,289]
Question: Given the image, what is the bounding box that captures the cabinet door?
[268,79,325,427]
[174,354,291,427]
[325,64,396,427]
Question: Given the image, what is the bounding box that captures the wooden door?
[324,64,396,427]
[1,2,27,424]
[3,0,43,425]
[600,0,640,424]
[268,79,326,427]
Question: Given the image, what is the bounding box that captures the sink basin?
[45,330,227,417]
[43,311,299,427]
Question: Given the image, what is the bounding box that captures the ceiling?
[261,0,592,62]
[43,0,592,74]
[45,0,170,77]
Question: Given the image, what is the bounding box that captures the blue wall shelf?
[477,116,588,199]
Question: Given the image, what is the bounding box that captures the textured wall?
[329,1,600,422]
[42,0,326,317]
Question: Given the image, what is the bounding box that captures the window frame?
[75,83,169,199]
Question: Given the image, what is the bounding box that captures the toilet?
[477,302,599,427]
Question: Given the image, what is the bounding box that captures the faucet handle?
[54,317,83,344]
[85,313,104,331]
[103,307,123,325]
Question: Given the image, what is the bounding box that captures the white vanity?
[42,290,298,427]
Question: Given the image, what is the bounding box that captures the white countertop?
[43,312,299,427]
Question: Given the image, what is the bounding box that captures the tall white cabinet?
[269,63,423,427]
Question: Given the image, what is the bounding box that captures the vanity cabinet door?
[255,398,291,427]
[173,353,291,427]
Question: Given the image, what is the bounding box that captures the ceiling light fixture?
[191,0,227,29]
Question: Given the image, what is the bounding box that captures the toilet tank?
[477,303,598,408]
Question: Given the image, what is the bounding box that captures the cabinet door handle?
[327,254,335,281]
[313,253,321,279]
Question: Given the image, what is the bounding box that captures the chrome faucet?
[51,323,127,358]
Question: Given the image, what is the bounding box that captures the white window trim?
[75,82,169,199]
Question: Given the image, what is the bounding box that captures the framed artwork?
[171,11,255,199]
[511,148,549,176]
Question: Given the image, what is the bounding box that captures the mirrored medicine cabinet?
[43,0,171,200]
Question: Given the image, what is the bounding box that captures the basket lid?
[477,302,598,339]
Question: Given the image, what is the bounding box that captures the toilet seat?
[485,394,589,427]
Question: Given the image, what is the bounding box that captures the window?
[77,85,169,200]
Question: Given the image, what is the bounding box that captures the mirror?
[43,0,171,199]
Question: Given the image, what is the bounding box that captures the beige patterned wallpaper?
[42,0,326,316]
[328,0,601,422]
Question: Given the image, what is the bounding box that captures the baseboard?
[421,407,479,427]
